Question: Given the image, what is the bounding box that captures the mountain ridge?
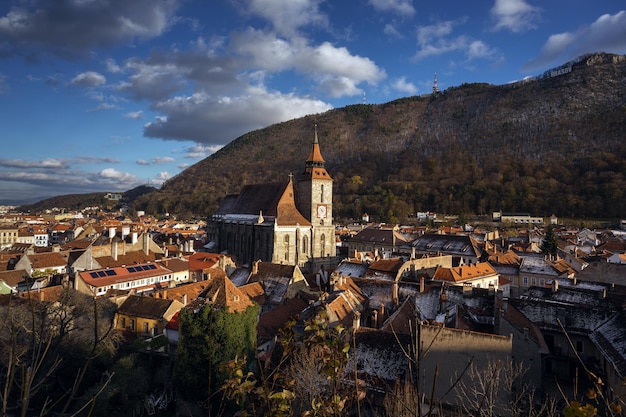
[21,53,626,222]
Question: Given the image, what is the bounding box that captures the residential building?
[411,233,482,265]
[116,295,183,338]
[0,225,18,249]
[345,225,412,258]
[75,262,175,296]
[432,262,501,291]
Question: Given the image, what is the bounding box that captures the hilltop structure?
[206,128,336,271]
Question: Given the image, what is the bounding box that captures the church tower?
[297,126,336,259]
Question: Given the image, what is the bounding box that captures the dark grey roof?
[334,260,369,279]
[589,311,626,377]
[215,182,287,216]
[348,228,411,246]
[411,234,480,257]
[512,287,617,335]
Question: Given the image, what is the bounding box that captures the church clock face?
[317,204,327,218]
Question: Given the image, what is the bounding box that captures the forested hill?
[135,53,626,222]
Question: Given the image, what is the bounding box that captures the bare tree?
[0,289,119,416]
[453,358,558,417]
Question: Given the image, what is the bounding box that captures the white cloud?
[0,0,180,58]
[523,11,626,72]
[184,144,221,159]
[414,18,500,63]
[0,158,68,169]
[98,168,139,185]
[136,159,150,166]
[491,0,540,33]
[70,71,106,87]
[391,77,418,95]
[467,40,498,60]
[383,24,403,39]
[231,30,386,92]
[151,156,175,164]
[144,86,332,144]
[151,171,172,187]
[105,58,123,73]
[369,0,415,16]
[125,110,143,119]
[247,0,327,37]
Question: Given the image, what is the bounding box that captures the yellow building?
[115,295,183,337]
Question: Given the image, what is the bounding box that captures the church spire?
[305,124,325,169]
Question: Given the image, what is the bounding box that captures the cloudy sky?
[0,0,624,203]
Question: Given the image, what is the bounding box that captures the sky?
[0,0,625,204]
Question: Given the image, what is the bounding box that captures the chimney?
[353,311,361,332]
[411,246,416,259]
[143,233,149,255]
[380,303,385,318]
[420,276,425,293]
[252,260,260,275]
[121,226,130,238]
[111,240,118,261]
[182,293,188,306]
[392,282,399,306]
[109,227,116,238]
[131,231,138,244]
[372,310,378,329]
[162,289,167,299]
[552,280,559,293]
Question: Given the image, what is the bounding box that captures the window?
[129,319,135,330]
[321,185,324,203]
[576,340,584,353]
[531,277,536,286]
[320,234,326,258]
[284,235,290,262]
[523,276,528,286]
[120,317,126,329]
[302,235,308,254]
[143,322,149,334]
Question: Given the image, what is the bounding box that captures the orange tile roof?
[450,262,497,282]
[27,251,69,269]
[199,275,254,313]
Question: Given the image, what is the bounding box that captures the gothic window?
[320,234,326,258]
[284,235,290,262]
[321,185,324,203]
[303,235,308,254]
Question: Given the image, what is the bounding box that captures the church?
[206,128,337,272]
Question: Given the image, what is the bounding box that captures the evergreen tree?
[174,303,259,406]
[540,225,558,258]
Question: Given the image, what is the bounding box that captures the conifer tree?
[540,225,558,259]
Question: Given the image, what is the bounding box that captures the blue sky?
[0,0,624,204]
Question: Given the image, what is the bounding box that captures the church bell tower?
[297,125,335,259]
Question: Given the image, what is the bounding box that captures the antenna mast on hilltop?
[432,72,439,95]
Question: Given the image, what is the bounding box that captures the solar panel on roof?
[105,270,117,276]
[141,265,150,271]
[149,264,157,270]
[89,272,98,278]
[97,271,106,277]
[127,267,136,273]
